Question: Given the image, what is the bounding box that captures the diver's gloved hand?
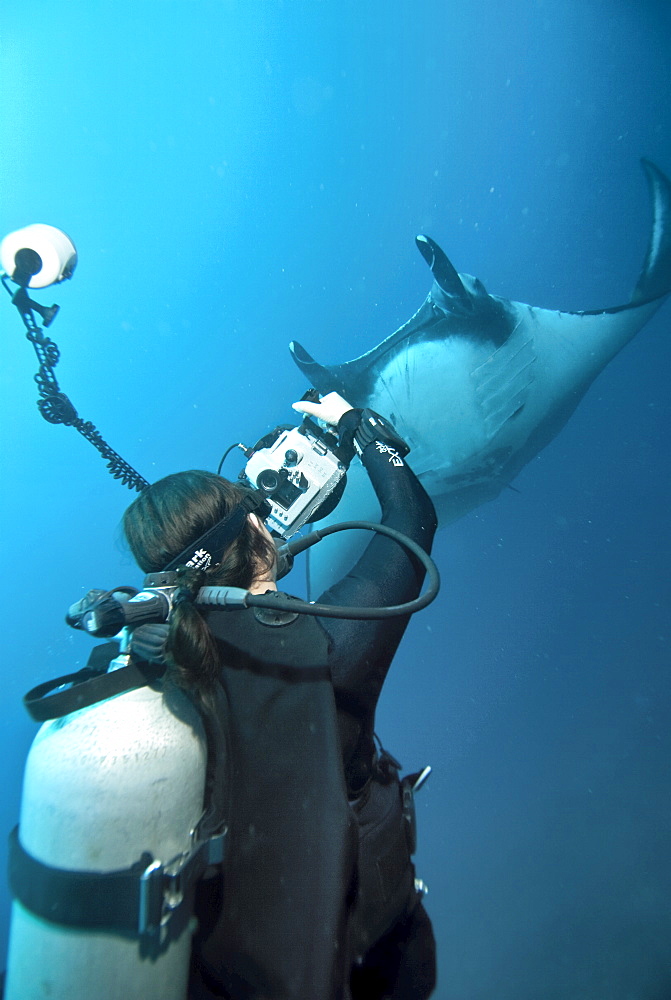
[350,409,410,459]
[311,404,411,463]
[292,391,353,428]
[130,623,169,665]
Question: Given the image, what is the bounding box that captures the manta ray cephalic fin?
[415,234,473,311]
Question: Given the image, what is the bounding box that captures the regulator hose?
[198,519,439,620]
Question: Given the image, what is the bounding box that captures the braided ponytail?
[123,471,275,698]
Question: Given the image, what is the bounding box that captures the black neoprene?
[317,433,438,793]
[192,428,438,1000]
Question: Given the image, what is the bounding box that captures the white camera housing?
[1,224,77,288]
[245,424,347,537]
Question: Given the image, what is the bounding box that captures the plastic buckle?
[205,831,226,867]
[401,765,432,857]
[401,778,418,855]
[412,765,432,793]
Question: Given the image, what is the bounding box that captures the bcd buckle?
[401,765,432,855]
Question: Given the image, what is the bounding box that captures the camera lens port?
[257,469,280,493]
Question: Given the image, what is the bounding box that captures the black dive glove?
[336,407,410,463]
[130,623,170,665]
[292,391,410,465]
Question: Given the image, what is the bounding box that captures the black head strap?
[162,491,271,573]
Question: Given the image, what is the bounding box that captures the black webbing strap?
[23,653,165,722]
[8,825,152,937]
[7,825,224,941]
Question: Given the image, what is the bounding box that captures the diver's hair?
[123,470,276,697]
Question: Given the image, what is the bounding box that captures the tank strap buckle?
[138,850,197,937]
[138,832,228,937]
[138,859,166,936]
[8,824,227,942]
[140,854,194,937]
[203,830,226,867]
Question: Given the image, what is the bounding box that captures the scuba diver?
[121,392,438,1000]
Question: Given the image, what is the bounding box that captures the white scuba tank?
[5,654,207,1000]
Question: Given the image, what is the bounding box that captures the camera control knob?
[284,449,299,467]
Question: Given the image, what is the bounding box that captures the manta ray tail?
[632,159,671,304]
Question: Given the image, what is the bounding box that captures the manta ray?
[290,160,671,595]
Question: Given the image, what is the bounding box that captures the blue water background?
[1,1,670,996]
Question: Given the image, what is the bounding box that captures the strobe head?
[1,224,77,288]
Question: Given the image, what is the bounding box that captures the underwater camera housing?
[243,406,348,538]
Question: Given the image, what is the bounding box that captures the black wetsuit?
[190,425,438,1000]
[320,428,438,1000]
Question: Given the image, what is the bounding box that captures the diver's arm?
[336,406,437,555]
[315,412,438,790]
[291,394,437,564]
[292,392,437,618]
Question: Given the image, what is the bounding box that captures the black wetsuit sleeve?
[318,427,438,790]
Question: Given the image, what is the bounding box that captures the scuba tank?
[3,498,439,998]
[4,638,218,1000]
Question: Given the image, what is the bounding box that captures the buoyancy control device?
[4,635,225,1000]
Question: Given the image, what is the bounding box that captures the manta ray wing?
[292,160,671,597]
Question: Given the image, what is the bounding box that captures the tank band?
[7,825,225,945]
